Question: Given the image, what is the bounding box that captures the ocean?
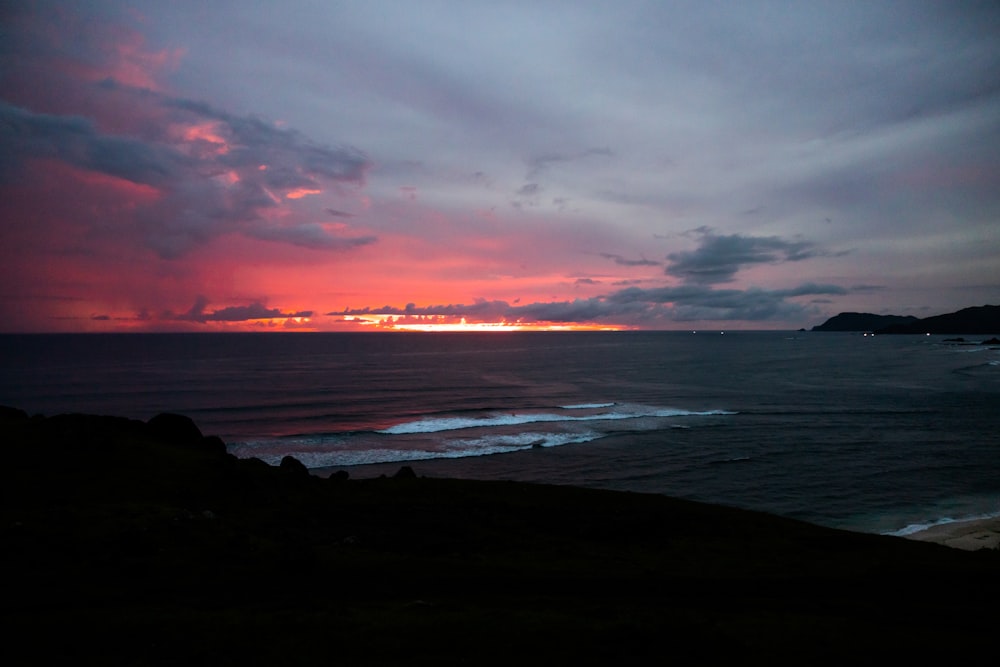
[2,331,998,537]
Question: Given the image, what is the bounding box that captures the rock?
[329,470,350,482]
[199,435,229,456]
[147,413,204,445]
[0,405,29,423]
[394,465,417,479]
[279,455,309,475]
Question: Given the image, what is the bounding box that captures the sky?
[1,0,998,332]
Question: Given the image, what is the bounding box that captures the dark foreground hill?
[3,407,998,664]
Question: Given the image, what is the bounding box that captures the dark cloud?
[604,284,847,323]
[666,230,834,284]
[600,252,661,267]
[339,300,511,320]
[2,80,373,258]
[337,282,851,327]
[179,296,313,323]
[0,102,181,185]
[248,223,376,250]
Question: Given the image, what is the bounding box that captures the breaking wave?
[378,404,735,435]
[229,402,737,468]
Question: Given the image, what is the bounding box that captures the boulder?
[147,413,204,445]
[279,455,310,475]
[393,465,417,479]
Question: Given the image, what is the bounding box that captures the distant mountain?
[811,312,918,332]
[874,305,1000,335]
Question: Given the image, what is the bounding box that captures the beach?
[904,517,1000,551]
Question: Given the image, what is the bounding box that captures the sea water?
[2,331,998,536]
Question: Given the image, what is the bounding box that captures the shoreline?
[4,407,1000,660]
[901,516,1000,551]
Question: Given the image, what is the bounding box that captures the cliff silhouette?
[812,305,999,334]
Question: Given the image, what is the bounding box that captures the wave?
[883,509,1000,537]
[378,404,736,435]
[709,455,752,465]
[229,402,738,469]
[230,429,606,468]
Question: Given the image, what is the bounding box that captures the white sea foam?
[448,430,600,451]
[883,509,1000,537]
[377,405,735,435]
[229,403,735,468]
[234,430,604,468]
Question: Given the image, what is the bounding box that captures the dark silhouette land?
[3,407,998,663]
[812,304,1000,334]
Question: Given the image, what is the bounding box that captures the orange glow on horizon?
[343,314,624,332]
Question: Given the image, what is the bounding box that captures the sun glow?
[348,314,623,332]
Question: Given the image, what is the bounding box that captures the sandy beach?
[904,517,1000,551]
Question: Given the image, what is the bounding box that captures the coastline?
[902,516,1000,551]
[5,407,1000,661]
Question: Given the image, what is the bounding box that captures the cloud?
[0,101,180,186]
[2,79,373,258]
[179,296,312,323]
[605,283,848,322]
[666,230,837,284]
[337,282,851,327]
[525,148,613,180]
[600,252,661,267]
[248,223,376,250]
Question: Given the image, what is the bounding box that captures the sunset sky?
[2,1,998,332]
